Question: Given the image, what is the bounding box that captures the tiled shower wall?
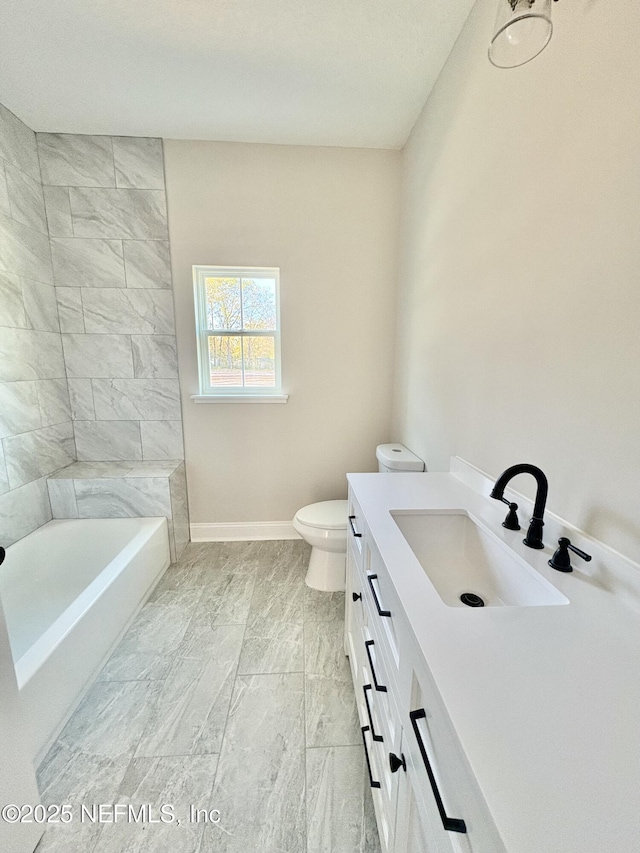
[35,132,185,463]
[0,104,74,546]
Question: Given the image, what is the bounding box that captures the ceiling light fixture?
[488,0,557,68]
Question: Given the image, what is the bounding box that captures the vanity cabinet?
[345,485,506,853]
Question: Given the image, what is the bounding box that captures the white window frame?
[192,265,286,402]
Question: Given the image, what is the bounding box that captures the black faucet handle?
[548,537,592,572]
[501,501,521,531]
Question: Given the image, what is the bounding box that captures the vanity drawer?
[362,537,402,676]
[347,488,366,567]
[359,683,403,853]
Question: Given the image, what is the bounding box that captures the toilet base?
[305,547,346,592]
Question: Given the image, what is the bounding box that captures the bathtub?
[0,517,170,763]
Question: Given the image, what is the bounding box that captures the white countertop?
[347,468,640,853]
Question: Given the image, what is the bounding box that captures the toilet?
[293,444,424,591]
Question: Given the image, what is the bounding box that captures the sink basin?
[391,510,569,608]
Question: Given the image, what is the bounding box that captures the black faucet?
[490,463,548,550]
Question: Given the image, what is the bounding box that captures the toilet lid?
[295,500,348,530]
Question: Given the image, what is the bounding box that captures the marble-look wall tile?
[0,160,10,215]
[0,104,40,182]
[43,186,73,237]
[49,461,136,479]
[0,328,65,381]
[113,137,164,190]
[56,287,84,332]
[62,333,134,378]
[51,237,125,288]
[38,133,115,188]
[36,378,71,426]
[3,420,75,489]
[92,378,181,421]
[75,477,172,518]
[169,463,189,559]
[0,270,27,327]
[48,478,78,518]
[22,280,60,332]
[5,163,47,233]
[203,673,306,853]
[0,477,52,546]
[123,240,172,289]
[141,420,184,460]
[67,377,95,419]
[0,445,8,495]
[0,383,41,438]
[82,288,175,334]
[70,187,168,240]
[0,211,53,283]
[131,335,178,379]
[74,420,142,461]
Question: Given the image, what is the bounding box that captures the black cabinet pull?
[367,574,391,617]
[363,685,383,742]
[349,515,362,537]
[410,709,467,834]
[361,726,381,789]
[352,591,362,602]
[365,640,387,692]
[389,752,406,773]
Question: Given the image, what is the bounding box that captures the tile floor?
[35,540,381,853]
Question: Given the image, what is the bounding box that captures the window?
[193,266,285,401]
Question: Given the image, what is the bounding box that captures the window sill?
[190,394,289,404]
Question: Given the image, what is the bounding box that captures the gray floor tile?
[57,680,161,758]
[91,754,219,853]
[304,620,351,679]
[190,572,256,627]
[135,626,244,757]
[305,673,360,748]
[35,539,378,853]
[36,745,130,853]
[304,588,346,622]
[201,673,306,853]
[237,617,304,674]
[99,592,200,681]
[247,575,304,623]
[306,745,368,853]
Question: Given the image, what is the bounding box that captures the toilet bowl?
[293,500,348,591]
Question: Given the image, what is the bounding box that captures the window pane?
[243,336,276,387]
[241,278,277,330]
[208,336,243,386]
[205,278,241,330]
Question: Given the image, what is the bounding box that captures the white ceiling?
[0,0,474,149]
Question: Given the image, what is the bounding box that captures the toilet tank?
[376,444,425,473]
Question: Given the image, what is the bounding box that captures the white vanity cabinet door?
[394,728,460,853]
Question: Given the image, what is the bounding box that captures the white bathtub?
[0,517,170,763]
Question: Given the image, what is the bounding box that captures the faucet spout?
[490,463,548,549]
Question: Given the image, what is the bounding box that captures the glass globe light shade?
[489,0,553,68]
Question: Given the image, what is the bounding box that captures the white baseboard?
[190,521,301,542]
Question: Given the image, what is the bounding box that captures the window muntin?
[194,266,281,396]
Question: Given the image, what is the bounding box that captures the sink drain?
[460,592,485,607]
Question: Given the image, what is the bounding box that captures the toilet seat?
[294,500,348,530]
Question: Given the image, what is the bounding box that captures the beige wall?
[164,140,400,524]
[394,0,640,561]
